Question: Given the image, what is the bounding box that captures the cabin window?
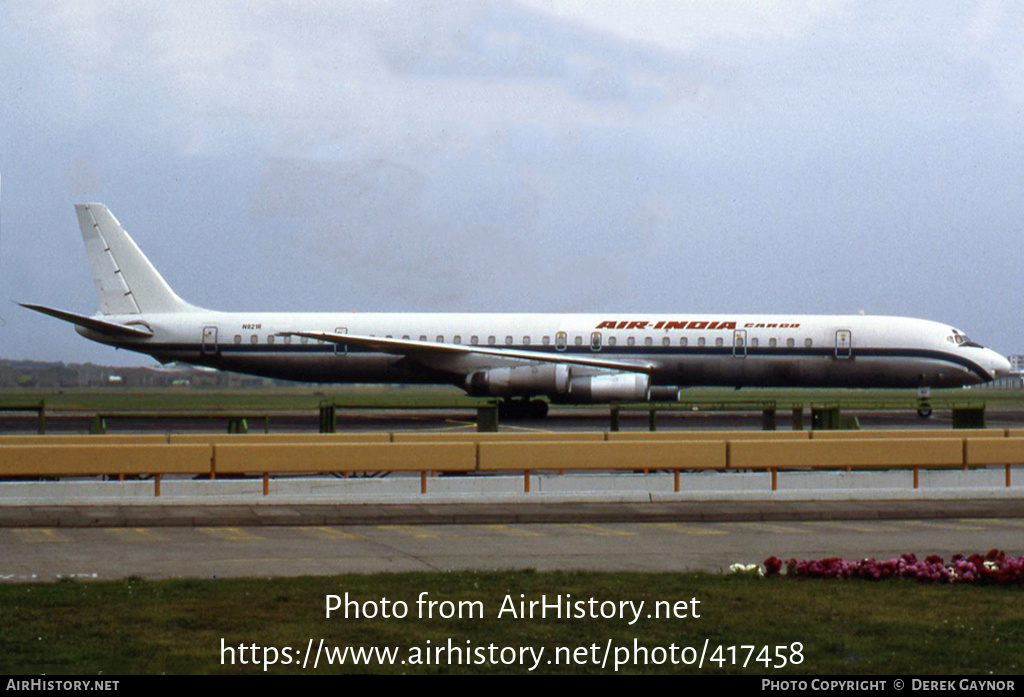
[715,337,723,347]
[436,335,444,342]
[787,338,795,348]
[234,335,242,344]
[523,336,531,345]
[505,336,513,345]
[698,337,706,347]
[419,335,427,341]
[608,336,617,346]
[471,335,479,345]
[751,338,759,347]
[769,338,777,348]
[555,332,567,350]
[574,335,583,346]
[645,337,653,347]
[805,338,813,348]
[680,337,687,347]
[543,336,551,345]
[627,336,636,346]
[662,337,670,347]
[591,332,602,351]
[267,335,275,345]
[487,336,496,345]
[454,335,462,344]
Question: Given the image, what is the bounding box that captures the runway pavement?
[3,516,1023,581]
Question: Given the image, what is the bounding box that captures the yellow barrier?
[0,444,211,496]
[392,431,606,443]
[0,435,170,445]
[964,438,1024,464]
[809,429,1007,439]
[729,438,964,490]
[478,440,726,492]
[212,443,477,495]
[2,433,1018,496]
[169,433,390,445]
[607,430,809,441]
[730,438,963,468]
[0,444,210,476]
[964,437,1024,487]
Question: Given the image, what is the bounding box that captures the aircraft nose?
[990,351,1013,380]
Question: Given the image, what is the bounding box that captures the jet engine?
[567,373,650,402]
[465,364,570,396]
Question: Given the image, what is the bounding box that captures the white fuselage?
[80,310,1011,392]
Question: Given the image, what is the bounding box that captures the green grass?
[0,385,482,413]
[2,571,1022,674]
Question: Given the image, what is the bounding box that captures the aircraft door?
[201,326,218,355]
[835,329,852,359]
[732,329,747,358]
[335,327,348,355]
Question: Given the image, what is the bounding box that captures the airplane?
[21,203,1013,417]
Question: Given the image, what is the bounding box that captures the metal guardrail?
[90,412,270,434]
[0,402,46,434]
[3,391,1012,435]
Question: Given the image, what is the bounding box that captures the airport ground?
[2,391,1024,582]
[3,515,1024,582]
[4,392,1024,675]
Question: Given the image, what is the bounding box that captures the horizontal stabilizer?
[18,303,154,338]
[280,331,656,374]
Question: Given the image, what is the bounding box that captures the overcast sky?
[2,0,1022,366]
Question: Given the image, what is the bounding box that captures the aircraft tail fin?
[75,203,197,315]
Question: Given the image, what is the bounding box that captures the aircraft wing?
[280,331,657,374]
[19,303,154,338]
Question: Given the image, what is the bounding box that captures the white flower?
[729,563,763,576]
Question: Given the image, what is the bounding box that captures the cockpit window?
[948,329,984,349]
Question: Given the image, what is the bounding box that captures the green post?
[952,407,986,429]
[319,404,336,433]
[761,408,777,431]
[648,409,657,432]
[811,407,841,430]
[90,415,106,435]
[476,405,499,432]
[610,406,620,432]
[38,401,46,435]
[791,407,804,431]
[228,418,248,434]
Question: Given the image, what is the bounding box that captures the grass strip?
[1,570,1022,674]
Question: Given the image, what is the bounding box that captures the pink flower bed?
[762,550,1024,585]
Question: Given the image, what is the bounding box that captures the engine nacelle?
[465,364,571,396]
[568,373,650,402]
[648,386,682,402]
